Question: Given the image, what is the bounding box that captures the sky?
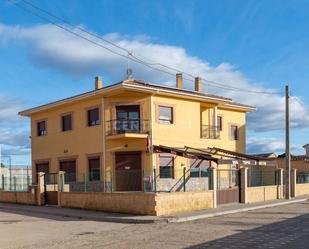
[1,0,309,165]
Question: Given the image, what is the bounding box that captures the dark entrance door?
[116,105,140,133]
[44,173,58,205]
[217,169,241,205]
[115,152,142,191]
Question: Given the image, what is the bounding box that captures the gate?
[44,173,58,205]
[217,169,240,205]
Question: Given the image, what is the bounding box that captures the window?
[159,154,174,178]
[158,106,173,124]
[189,159,209,178]
[87,108,100,126]
[60,160,76,182]
[217,116,223,131]
[230,125,239,140]
[89,157,100,181]
[36,162,49,175]
[37,121,47,136]
[62,114,72,132]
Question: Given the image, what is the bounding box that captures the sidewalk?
[0,196,307,224]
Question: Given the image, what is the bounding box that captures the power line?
[10,0,280,95]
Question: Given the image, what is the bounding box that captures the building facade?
[19,75,255,191]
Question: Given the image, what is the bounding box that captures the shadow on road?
[186,213,309,249]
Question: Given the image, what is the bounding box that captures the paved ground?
[1,201,309,249]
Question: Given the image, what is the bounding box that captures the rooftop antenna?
[126,51,133,79]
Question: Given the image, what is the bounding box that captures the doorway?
[115,152,142,191]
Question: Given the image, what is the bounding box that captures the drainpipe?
[102,97,106,192]
[150,94,155,191]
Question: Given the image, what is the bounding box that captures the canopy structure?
[153,145,218,163]
[153,145,278,167]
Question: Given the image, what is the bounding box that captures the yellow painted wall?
[31,97,104,182]
[152,95,246,175]
[30,89,248,184]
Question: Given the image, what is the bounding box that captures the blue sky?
[1,0,309,165]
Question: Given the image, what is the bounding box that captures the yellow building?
[19,74,255,192]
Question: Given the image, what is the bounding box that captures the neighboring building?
[0,166,32,191]
[19,74,255,191]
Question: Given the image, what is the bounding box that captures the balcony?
[201,125,220,139]
[106,119,150,138]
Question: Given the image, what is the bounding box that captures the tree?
[0,163,5,168]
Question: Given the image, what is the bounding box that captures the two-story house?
[19,74,255,192]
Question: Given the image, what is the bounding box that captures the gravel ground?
[1,201,309,249]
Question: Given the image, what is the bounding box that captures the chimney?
[95,76,103,90]
[195,77,203,92]
[176,73,183,89]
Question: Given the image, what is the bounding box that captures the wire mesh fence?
[247,166,279,187]
[59,167,212,193]
[297,172,309,184]
[1,174,32,192]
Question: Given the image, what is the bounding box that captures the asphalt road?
[1,201,309,249]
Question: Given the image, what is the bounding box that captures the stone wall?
[296,183,309,196]
[247,185,281,203]
[156,177,209,192]
[0,191,37,205]
[155,191,214,216]
[60,190,214,216]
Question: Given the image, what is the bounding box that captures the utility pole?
[285,85,291,199]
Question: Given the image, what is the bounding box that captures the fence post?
[212,168,217,208]
[27,175,30,188]
[153,168,157,193]
[277,168,284,199]
[183,167,186,192]
[37,172,45,206]
[57,171,65,207]
[1,175,4,190]
[13,176,17,191]
[291,168,297,197]
[110,170,113,193]
[143,169,146,192]
[84,173,87,193]
[240,167,248,204]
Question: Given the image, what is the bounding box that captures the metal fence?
[297,172,309,184]
[247,166,279,187]
[1,174,31,192]
[60,167,212,193]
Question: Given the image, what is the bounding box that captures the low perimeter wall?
[296,183,309,196]
[60,191,214,216]
[0,191,37,205]
[247,185,281,203]
[155,191,214,216]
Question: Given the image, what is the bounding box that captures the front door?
[115,152,142,191]
[116,105,140,133]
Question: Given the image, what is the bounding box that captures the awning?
[153,145,218,163]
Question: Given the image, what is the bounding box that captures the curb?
[0,204,167,224]
[167,198,308,223]
[0,198,307,224]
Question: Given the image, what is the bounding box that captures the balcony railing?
[106,119,149,136]
[201,125,220,139]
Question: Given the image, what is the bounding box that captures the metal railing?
[201,125,220,139]
[106,119,149,136]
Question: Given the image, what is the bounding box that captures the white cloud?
[0,23,309,134]
[247,137,302,155]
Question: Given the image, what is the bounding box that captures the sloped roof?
[19,79,256,116]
